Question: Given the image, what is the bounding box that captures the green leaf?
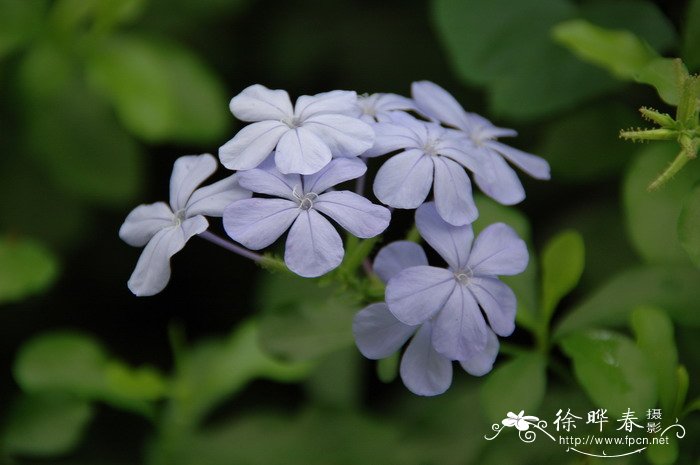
[683,0,700,70]
[630,306,678,412]
[624,142,700,264]
[646,435,678,465]
[480,352,546,423]
[636,58,686,105]
[86,34,229,144]
[0,0,47,59]
[0,236,58,305]
[678,183,700,267]
[3,393,93,457]
[554,266,700,338]
[560,329,657,416]
[304,348,361,408]
[552,19,657,79]
[541,230,585,320]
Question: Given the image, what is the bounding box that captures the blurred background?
[1,0,700,464]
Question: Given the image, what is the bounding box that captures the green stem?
[648,150,691,191]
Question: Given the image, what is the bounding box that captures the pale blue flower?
[354,92,417,124]
[219,85,375,175]
[385,202,527,361]
[411,81,550,205]
[368,111,493,226]
[353,240,500,396]
[119,154,251,296]
[223,157,390,277]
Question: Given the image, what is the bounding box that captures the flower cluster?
[119,81,549,395]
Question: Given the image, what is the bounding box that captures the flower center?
[172,209,186,227]
[423,139,440,157]
[454,268,473,285]
[292,186,318,210]
[282,116,302,129]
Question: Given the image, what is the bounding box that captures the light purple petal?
[467,223,528,276]
[236,157,301,200]
[433,156,478,226]
[223,198,299,249]
[353,303,417,359]
[303,157,366,194]
[314,191,390,238]
[229,84,293,122]
[473,152,525,205]
[285,210,344,277]
[400,321,453,396]
[294,90,357,120]
[415,202,473,270]
[275,127,332,175]
[432,286,488,360]
[169,154,217,212]
[459,328,499,376]
[411,81,469,129]
[119,202,173,247]
[486,141,551,180]
[438,137,492,177]
[373,241,428,283]
[127,216,207,296]
[304,114,375,158]
[373,93,417,113]
[468,277,517,337]
[219,120,288,171]
[386,265,456,325]
[363,122,418,158]
[186,174,252,217]
[373,149,433,209]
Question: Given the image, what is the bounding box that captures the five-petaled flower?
[219,84,375,175]
[223,156,391,277]
[119,154,251,296]
[354,93,417,124]
[502,411,540,431]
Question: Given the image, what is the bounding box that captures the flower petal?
[438,137,492,177]
[219,120,288,171]
[169,154,217,212]
[186,174,252,217]
[284,210,344,277]
[303,157,366,194]
[486,141,551,180]
[223,198,299,249]
[119,202,173,247]
[363,122,418,158]
[373,241,428,284]
[235,156,301,200]
[400,321,453,396]
[415,202,473,270]
[127,216,207,296]
[467,223,528,276]
[468,277,517,337]
[275,126,332,175]
[459,327,499,376]
[432,286,488,360]
[373,149,433,209]
[411,81,469,128]
[433,156,478,226]
[314,191,390,238]
[304,114,375,158]
[294,90,357,120]
[473,152,525,205]
[385,265,456,325]
[229,84,293,121]
[353,303,417,359]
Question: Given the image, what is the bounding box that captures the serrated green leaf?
[0,236,58,305]
[677,183,700,267]
[3,393,93,457]
[560,329,657,416]
[480,352,546,423]
[541,230,585,320]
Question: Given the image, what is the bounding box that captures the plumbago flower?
[119,154,251,296]
[385,202,527,362]
[411,80,551,205]
[354,93,416,124]
[368,111,493,226]
[219,84,375,175]
[223,156,390,277]
[353,240,500,396]
[502,411,540,431]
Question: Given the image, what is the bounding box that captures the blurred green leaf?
[86,34,229,144]
[3,393,93,457]
[0,236,58,305]
[104,361,168,402]
[480,352,546,423]
[630,306,678,413]
[541,230,584,320]
[554,266,700,338]
[624,142,700,264]
[636,57,685,105]
[539,102,637,182]
[0,0,47,59]
[647,435,678,465]
[377,352,399,383]
[678,183,700,267]
[683,0,700,70]
[305,347,361,408]
[560,329,657,416]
